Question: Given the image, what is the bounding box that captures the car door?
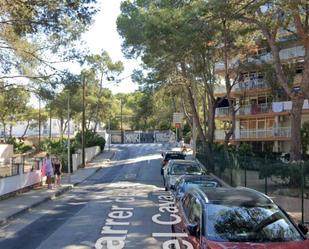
[184,196,202,248]
[173,193,194,248]
[175,193,202,249]
[163,162,171,187]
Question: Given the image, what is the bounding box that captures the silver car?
[163,160,206,191]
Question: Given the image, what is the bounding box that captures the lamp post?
[67,93,71,183]
[120,98,124,144]
[82,75,86,167]
[38,97,41,147]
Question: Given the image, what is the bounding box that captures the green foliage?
[6,138,33,154]
[75,130,106,151]
[0,85,30,138]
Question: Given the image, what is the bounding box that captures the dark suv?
[160,151,185,175]
[172,187,309,249]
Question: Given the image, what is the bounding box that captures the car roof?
[164,151,184,155]
[191,187,274,206]
[170,159,198,164]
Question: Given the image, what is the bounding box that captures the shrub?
[75,130,106,151]
[6,138,33,154]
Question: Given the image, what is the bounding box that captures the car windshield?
[185,181,218,189]
[165,154,185,160]
[171,164,202,175]
[206,204,303,243]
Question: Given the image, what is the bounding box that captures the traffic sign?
[175,123,181,128]
[173,112,183,124]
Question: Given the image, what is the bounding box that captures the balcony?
[216,107,232,117]
[234,78,268,92]
[248,46,304,63]
[238,103,272,116]
[240,127,291,140]
[215,130,226,140]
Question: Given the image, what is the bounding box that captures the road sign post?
[173,113,183,143]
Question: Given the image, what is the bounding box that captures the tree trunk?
[60,117,64,141]
[49,108,52,139]
[290,95,304,161]
[21,121,30,138]
[207,95,216,145]
[9,124,13,138]
[2,122,6,142]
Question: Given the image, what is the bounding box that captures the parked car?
[161,151,186,175]
[163,160,206,191]
[173,175,228,201]
[172,186,309,249]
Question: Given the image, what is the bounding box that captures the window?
[206,204,303,243]
[182,194,193,218]
[257,119,265,129]
[249,120,256,129]
[188,197,201,225]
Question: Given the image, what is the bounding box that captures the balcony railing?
[240,127,291,139]
[234,78,268,92]
[215,130,227,140]
[216,107,232,117]
[238,103,272,116]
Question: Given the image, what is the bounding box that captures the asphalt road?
[0,144,182,249]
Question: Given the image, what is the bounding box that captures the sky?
[82,0,140,94]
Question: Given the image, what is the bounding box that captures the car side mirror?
[187,224,198,237]
[298,223,308,235]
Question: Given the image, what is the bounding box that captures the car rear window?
[171,164,202,175]
[206,204,303,243]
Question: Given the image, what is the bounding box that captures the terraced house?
[214,41,309,153]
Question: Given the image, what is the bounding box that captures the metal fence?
[197,149,309,224]
[0,156,42,178]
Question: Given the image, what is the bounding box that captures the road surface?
[0,144,185,249]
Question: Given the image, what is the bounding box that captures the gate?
[140,132,154,143]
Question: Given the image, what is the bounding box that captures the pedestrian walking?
[53,156,62,186]
[44,153,53,189]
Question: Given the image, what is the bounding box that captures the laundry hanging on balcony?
[272,102,284,112]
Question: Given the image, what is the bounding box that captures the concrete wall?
[0,165,42,197]
[72,146,101,171]
[0,144,13,165]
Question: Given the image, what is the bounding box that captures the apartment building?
[214,44,309,153]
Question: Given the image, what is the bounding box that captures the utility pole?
[49,104,52,139]
[108,117,111,151]
[67,94,71,183]
[192,81,197,159]
[82,76,86,167]
[38,98,41,147]
[120,98,124,144]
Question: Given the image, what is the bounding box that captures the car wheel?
[165,186,168,191]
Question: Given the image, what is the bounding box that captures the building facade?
[214,44,309,153]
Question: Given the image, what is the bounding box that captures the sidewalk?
[0,148,116,227]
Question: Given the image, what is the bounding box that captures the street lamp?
[67,93,71,183]
[81,75,86,167]
[120,98,124,144]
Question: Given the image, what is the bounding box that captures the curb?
[0,185,73,227]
